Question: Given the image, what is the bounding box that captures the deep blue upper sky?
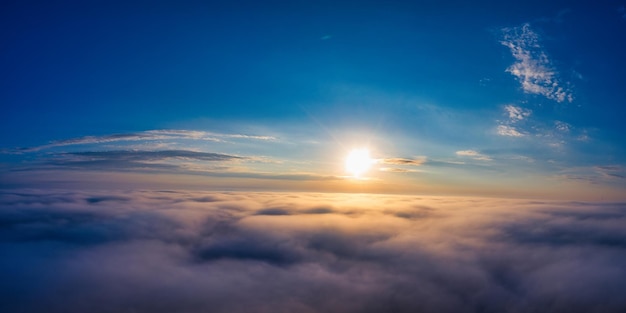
[2,0,626,198]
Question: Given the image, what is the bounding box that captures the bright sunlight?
[345,148,374,178]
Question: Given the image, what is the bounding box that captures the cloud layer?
[1,190,625,313]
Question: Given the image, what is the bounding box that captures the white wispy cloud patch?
[497,125,525,137]
[501,23,573,103]
[455,150,492,161]
[577,129,591,142]
[504,104,531,122]
[496,105,530,138]
[531,122,585,145]
[495,104,587,150]
[555,121,571,132]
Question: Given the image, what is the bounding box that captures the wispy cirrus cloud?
[20,149,342,183]
[378,167,420,173]
[495,103,589,150]
[497,104,530,137]
[497,125,526,137]
[501,23,573,103]
[376,157,426,173]
[148,129,275,141]
[378,157,426,166]
[65,150,243,162]
[504,104,531,122]
[8,129,276,153]
[1,129,350,184]
[555,165,626,185]
[456,150,492,161]
[595,165,626,180]
[40,149,244,174]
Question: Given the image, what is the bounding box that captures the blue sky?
[2,0,626,199]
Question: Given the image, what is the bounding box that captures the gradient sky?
[3,2,626,313]
[2,0,626,199]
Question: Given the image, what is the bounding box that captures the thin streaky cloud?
[32,150,244,174]
[65,150,244,162]
[8,130,276,153]
[218,134,276,140]
[32,133,170,151]
[596,165,622,171]
[501,23,573,103]
[379,167,419,173]
[455,150,492,161]
[378,157,426,166]
[28,150,343,182]
[555,165,626,184]
[497,125,525,137]
[148,129,276,141]
[594,165,626,180]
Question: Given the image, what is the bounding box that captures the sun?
[345,148,374,178]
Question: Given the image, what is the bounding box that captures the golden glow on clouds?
[345,148,374,178]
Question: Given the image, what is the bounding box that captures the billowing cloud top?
[1,189,625,312]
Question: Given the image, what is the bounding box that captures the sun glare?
[345,148,373,178]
